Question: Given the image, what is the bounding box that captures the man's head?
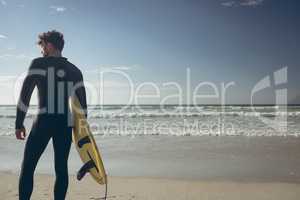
[38,30,64,57]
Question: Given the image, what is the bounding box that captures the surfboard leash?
[104,181,108,200]
[98,181,107,200]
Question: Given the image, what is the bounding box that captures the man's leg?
[52,127,72,200]
[19,128,51,200]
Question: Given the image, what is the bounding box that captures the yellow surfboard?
[69,95,107,185]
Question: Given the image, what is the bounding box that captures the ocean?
[1,105,300,180]
[1,105,300,137]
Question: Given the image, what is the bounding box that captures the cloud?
[50,6,67,13]
[7,46,16,50]
[221,1,237,7]
[0,34,7,39]
[240,0,264,6]
[221,0,265,7]
[111,64,140,71]
[0,0,7,6]
[111,66,134,71]
[0,75,16,82]
[0,54,34,61]
[86,64,140,73]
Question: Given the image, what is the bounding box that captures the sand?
[2,135,300,182]
[1,172,300,200]
[2,135,300,199]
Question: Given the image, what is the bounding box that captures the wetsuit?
[16,56,87,200]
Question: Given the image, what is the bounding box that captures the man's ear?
[47,42,55,50]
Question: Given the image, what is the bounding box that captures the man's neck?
[48,50,62,57]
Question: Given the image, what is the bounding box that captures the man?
[15,30,87,200]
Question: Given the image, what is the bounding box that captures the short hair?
[38,30,65,51]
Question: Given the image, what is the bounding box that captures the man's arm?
[15,60,37,131]
[75,72,88,118]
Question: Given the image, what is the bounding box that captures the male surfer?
[15,30,87,200]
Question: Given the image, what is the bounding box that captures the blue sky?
[0,0,299,105]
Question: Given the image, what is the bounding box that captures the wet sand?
[1,135,300,182]
[1,135,300,199]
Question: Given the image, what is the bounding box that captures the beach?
[1,0,300,198]
[2,172,300,200]
[1,135,300,199]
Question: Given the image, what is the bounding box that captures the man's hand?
[15,127,26,140]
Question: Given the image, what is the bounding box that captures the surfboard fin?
[78,136,91,148]
[77,160,96,181]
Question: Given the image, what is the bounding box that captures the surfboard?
[69,95,107,185]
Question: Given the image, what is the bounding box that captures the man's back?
[15,56,87,129]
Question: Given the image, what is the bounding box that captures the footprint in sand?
[90,194,136,200]
[89,195,117,200]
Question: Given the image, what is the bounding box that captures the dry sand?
[1,172,300,200]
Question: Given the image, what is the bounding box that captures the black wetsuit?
[15,57,87,200]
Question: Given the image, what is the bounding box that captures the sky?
[0,0,299,105]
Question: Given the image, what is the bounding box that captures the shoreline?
[1,135,300,183]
